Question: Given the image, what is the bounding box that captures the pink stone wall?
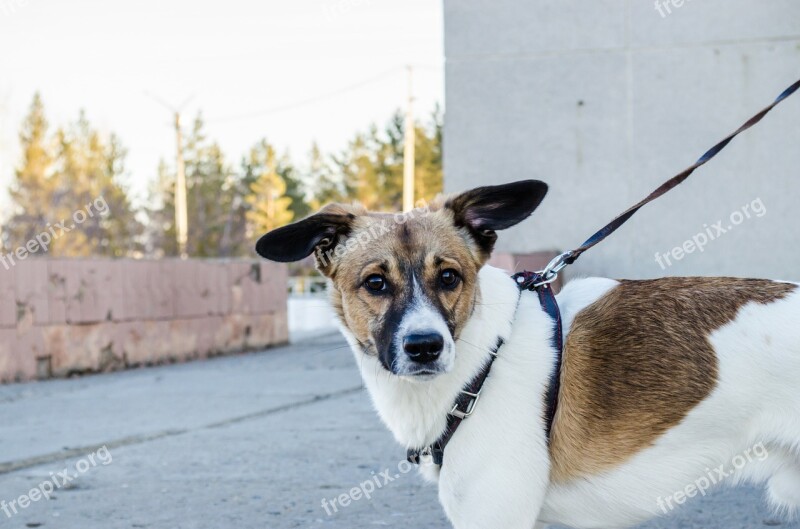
[0,259,289,383]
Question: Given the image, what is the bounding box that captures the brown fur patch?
[549,277,797,483]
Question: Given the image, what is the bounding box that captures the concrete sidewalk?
[0,334,795,529]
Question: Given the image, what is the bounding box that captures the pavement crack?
[203,387,363,429]
[0,386,363,476]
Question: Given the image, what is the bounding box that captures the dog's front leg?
[437,455,548,529]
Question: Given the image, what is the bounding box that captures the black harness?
[407,270,564,466]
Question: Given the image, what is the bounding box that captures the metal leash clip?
[531,251,574,288]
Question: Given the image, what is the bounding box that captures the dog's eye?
[440,269,460,289]
[364,274,387,292]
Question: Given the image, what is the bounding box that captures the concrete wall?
[0,259,288,383]
[444,0,800,281]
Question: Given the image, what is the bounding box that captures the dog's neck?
[340,265,523,449]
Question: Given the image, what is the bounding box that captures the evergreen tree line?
[2,94,443,258]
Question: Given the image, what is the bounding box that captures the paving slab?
[0,333,796,529]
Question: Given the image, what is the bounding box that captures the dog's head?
[256,180,548,379]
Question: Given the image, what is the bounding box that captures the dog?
[256,180,800,529]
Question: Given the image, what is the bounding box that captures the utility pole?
[173,112,188,258]
[402,65,415,212]
[145,92,193,258]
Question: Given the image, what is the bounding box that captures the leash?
[408,78,800,467]
[536,78,800,284]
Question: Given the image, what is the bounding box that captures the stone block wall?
[0,259,288,383]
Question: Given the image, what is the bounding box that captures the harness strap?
[407,337,505,466]
[512,272,564,441]
[407,277,562,467]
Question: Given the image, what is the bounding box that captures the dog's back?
[542,277,800,527]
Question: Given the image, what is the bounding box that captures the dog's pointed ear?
[445,180,548,256]
[255,204,357,272]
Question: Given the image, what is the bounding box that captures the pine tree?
[414,105,444,204]
[326,109,443,211]
[144,159,177,256]
[5,95,141,257]
[308,142,346,208]
[334,123,407,211]
[147,125,303,257]
[245,139,294,235]
[51,114,142,256]
[177,114,250,257]
[4,93,54,249]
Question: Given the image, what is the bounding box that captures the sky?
[0,0,444,207]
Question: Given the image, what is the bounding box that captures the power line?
[206,67,406,124]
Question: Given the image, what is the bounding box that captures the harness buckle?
[449,390,481,419]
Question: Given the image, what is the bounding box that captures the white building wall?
[444,0,800,280]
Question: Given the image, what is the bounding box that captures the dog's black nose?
[403,333,444,364]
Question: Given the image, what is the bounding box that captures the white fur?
[342,265,800,528]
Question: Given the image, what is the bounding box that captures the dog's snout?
[403,333,444,364]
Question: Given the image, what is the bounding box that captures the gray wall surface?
[444,0,800,280]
